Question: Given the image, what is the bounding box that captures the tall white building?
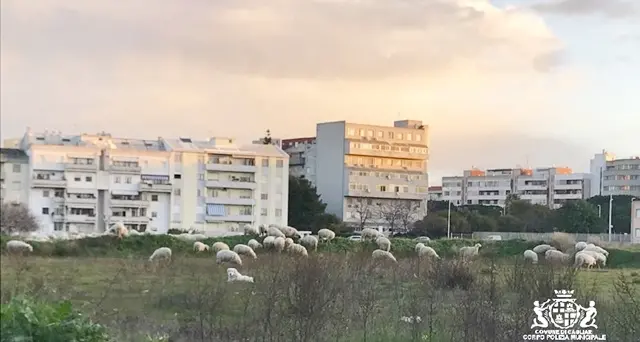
[590,151,640,197]
[442,167,590,209]
[1,148,30,203]
[589,150,617,197]
[15,129,288,235]
[285,120,430,231]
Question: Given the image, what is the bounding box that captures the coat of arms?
[531,290,598,330]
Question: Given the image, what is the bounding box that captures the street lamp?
[597,204,601,218]
[608,195,613,242]
[447,199,451,239]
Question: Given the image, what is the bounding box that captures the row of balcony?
[347,189,426,201]
[52,214,149,224]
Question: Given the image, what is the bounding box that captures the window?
[85,176,92,182]
[348,128,356,136]
[125,176,132,184]
[262,159,269,167]
[397,133,403,140]
[276,160,284,168]
[12,164,21,173]
[377,131,384,138]
[388,131,394,139]
[367,129,374,137]
[261,193,268,200]
[42,208,49,215]
[151,211,158,218]
[115,176,121,183]
[379,185,387,192]
[636,208,640,218]
[406,133,412,141]
[174,189,181,196]
[174,153,182,162]
[359,129,365,137]
[403,186,409,193]
[275,209,282,217]
[174,174,181,179]
[151,195,158,201]
[43,190,50,197]
[74,176,81,181]
[198,173,204,181]
[261,208,268,216]
[394,186,400,192]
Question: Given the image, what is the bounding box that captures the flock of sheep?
[522,241,609,270]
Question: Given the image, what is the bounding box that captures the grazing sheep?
[545,249,571,265]
[376,236,391,252]
[193,241,210,252]
[362,228,383,241]
[273,237,286,253]
[216,250,243,266]
[247,239,262,250]
[415,243,425,252]
[243,224,260,236]
[580,250,607,268]
[211,242,230,253]
[227,268,254,283]
[459,243,482,260]
[575,241,588,252]
[109,222,128,239]
[299,235,319,251]
[583,244,609,257]
[128,229,142,236]
[287,243,309,257]
[6,240,33,255]
[263,236,276,249]
[318,228,336,242]
[233,244,258,259]
[279,226,301,238]
[192,234,208,241]
[267,227,286,238]
[574,252,597,269]
[417,245,440,259]
[149,247,172,262]
[284,237,294,249]
[532,244,555,254]
[259,224,268,236]
[523,250,538,264]
[372,249,397,263]
[174,233,197,242]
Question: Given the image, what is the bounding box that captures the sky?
[1,0,638,185]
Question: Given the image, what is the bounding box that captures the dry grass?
[1,252,639,342]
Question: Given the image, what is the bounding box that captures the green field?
[2,236,640,342]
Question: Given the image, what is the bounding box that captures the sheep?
[284,237,294,249]
[376,236,391,252]
[227,268,254,283]
[194,241,210,252]
[267,226,286,238]
[243,224,260,236]
[211,242,230,253]
[279,226,301,238]
[273,236,286,253]
[174,233,197,242]
[545,249,571,265]
[362,228,383,241]
[192,234,208,241]
[287,243,309,257]
[6,240,33,255]
[415,243,425,253]
[233,244,258,259]
[299,235,319,251]
[149,247,172,262]
[459,243,482,260]
[247,239,262,250]
[259,224,268,236]
[417,245,440,259]
[574,252,597,269]
[372,249,397,263]
[109,222,128,239]
[579,250,607,268]
[318,228,336,242]
[216,250,243,266]
[128,229,142,236]
[532,244,555,254]
[575,241,588,252]
[583,244,609,257]
[523,250,538,264]
[262,236,276,249]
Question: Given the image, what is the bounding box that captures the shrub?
[0,203,39,234]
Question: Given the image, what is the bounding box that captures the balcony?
[205,163,256,173]
[31,178,66,188]
[109,164,142,174]
[554,183,583,191]
[138,182,172,193]
[553,193,582,200]
[66,215,97,223]
[110,199,149,207]
[347,189,426,201]
[345,142,427,160]
[64,162,97,172]
[117,216,150,224]
[205,214,253,223]
[52,214,65,222]
[206,179,257,190]
[65,197,97,205]
[206,196,255,206]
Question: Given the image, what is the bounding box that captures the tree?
[427,200,454,213]
[413,215,448,238]
[288,176,339,232]
[397,200,422,233]
[496,215,524,232]
[466,211,498,232]
[587,195,634,234]
[379,200,402,232]
[352,197,378,231]
[553,200,603,234]
[0,202,39,234]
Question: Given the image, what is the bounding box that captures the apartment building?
[0,148,30,203]
[428,186,443,201]
[281,137,317,185]
[632,199,640,244]
[15,128,288,235]
[306,119,430,231]
[441,167,590,209]
[602,157,640,197]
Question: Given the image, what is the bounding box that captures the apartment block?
[632,199,640,244]
[428,186,443,201]
[15,128,288,236]
[0,148,30,203]
[602,157,640,197]
[441,167,590,209]
[285,120,429,231]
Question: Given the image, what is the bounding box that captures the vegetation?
[287,176,348,234]
[0,202,39,234]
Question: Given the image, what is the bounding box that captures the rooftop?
[0,148,28,160]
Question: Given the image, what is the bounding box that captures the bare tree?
[0,202,39,234]
[397,200,422,234]
[352,197,377,231]
[379,200,404,233]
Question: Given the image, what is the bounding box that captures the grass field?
[2,243,640,342]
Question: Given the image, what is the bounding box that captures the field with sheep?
[2,233,640,342]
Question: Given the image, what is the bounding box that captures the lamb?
[415,243,425,253]
[243,224,260,236]
[247,239,262,250]
[361,228,383,241]
[284,237,294,249]
[211,242,230,253]
[376,236,391,252]
[372,249,397,263]
[579,250,607,268]
[574,241,588,252]
[459,243,482,260]
[545,249,571,265]
[194,241,210,252]
[279,226,301,238]
[532,244,555,254]
[227,268,254,283]
[574,252,597,269]
[523,250,538,264]
[299,235,319,251]
[267,226,286,238]
[417,245,440,259]
[262,236,276,249]
[287,243,308,257]
[6,240,33,255]
[273,236,286,253]
[583,244,608,257]
[233,244,258,259]
[317,228,336,242]
[149,247,172,262]
[216,250,243,266]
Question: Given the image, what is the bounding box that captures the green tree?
[553,200,604,233]
[496,215,524,232]
[427,200,454,213]
[287,176,340,233]
[413,215,448,238]
[587,195,634,234]
[466,211,498,232]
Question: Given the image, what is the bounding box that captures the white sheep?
[263,236,276,249]
[192,234,208,241]
[233,244,258,259]
[109,222,128,239]
[545,249,571,265]
[317,228,336,242]
[299,235,318,251]
[273,236,286,253]
[372,249,397,263]
[194,241,210,252]
[376,236,391,252]
[532,244,555,254]
[6,240,33,255]
[128,229,142,236]
[574,252,597,269]
[243,224,260,236]
[216,250,243,266]
[583,244,609,257]
[417,245,440,259]
[211,242,230,253]
[149,247,172,262]
[287,243,308,257]
[259,224,268,236]
[267,226,286,238]
[579,250,607,268]
[459,243,482,260]
[400,316,422,324]
[247,239,263,250]
[523,250,538,264]
[284,237,294,249]
[574,241,588,252]
[174,233,197,242]
[227,268,254,283]
[415,243,425,253]
[361,228,383,241]
[279,226,301,238]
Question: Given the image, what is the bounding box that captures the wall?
[315,122,347,219]
[472,231,634,244]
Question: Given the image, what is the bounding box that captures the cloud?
[532,0,639,19]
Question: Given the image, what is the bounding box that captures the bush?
[0,296,110,342]
[0,203,39,234]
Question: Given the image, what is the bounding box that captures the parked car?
[348,235,362,241]
[414,236,431,243]
[485,235,502,241]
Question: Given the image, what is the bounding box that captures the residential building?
[15,128,289,236]
[307,119,430,231]
[428,186,443,201]
[0,148,30,203]
[632,199,640,244]
[281,137,317,185]
[601,157,640,197]
[441,167,590,209]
